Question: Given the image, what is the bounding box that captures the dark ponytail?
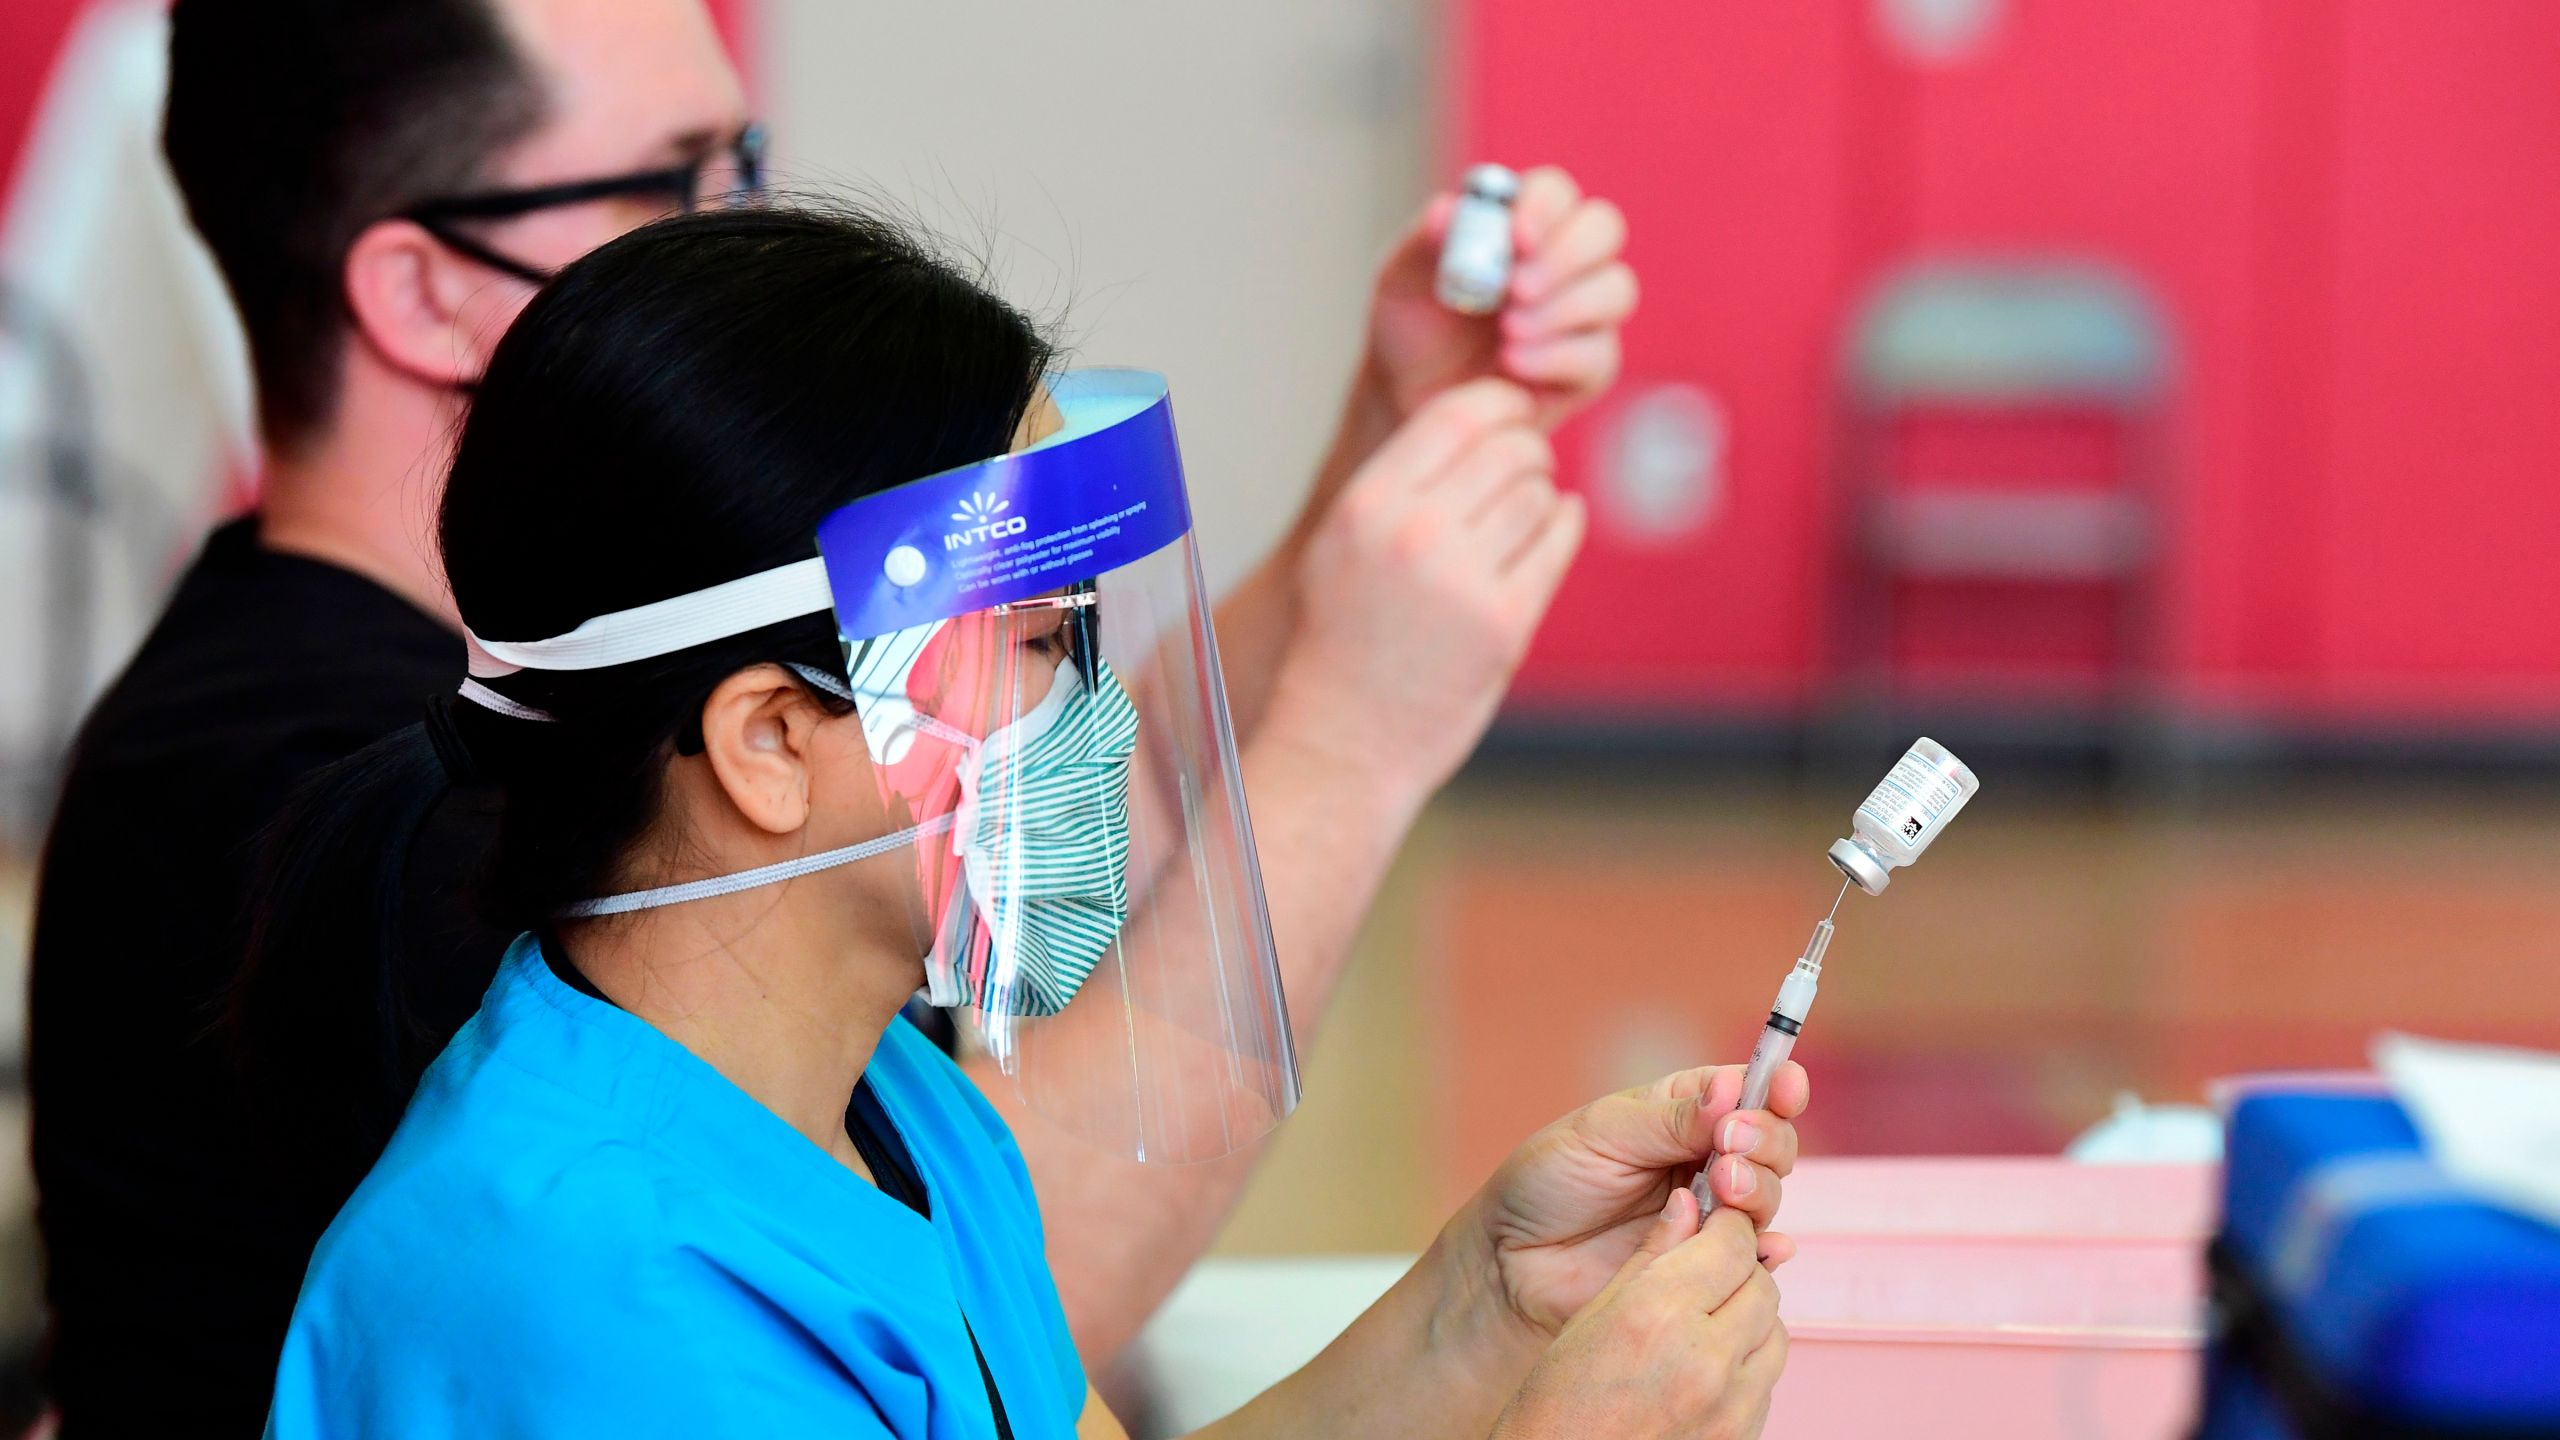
[229,203,1055,1175]
[231,720,456,1204]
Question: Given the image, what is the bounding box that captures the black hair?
[232,204,1054,1184]
[163,0,546,451]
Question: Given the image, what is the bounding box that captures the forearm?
[1224,675,1436,1050]
[983,677,1435,1367]
[1210,356,1400,738]
[1186,1222,1543,1440]
[977,1074,1252,1374]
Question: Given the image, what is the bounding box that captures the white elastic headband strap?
[456,678,554,722]
[465,555,833,679]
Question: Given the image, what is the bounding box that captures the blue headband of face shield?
[816,369,1191,640]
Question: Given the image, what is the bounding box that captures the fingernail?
[1721,1118,1761,1156]
[1725,1157,1757,1197]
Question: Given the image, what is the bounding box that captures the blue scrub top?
[265,935,1085,1438]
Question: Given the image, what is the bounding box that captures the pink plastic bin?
[1765,1159,2214,1439]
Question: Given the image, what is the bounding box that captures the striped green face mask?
[946,656,1141,1017]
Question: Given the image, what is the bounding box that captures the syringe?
[1691,881,1847,1209]
[1694,737,1980,1212]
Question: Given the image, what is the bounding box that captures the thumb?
[1571,1087,1717,1173]
[1604,1186,1701,1294]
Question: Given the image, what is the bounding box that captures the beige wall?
[762,0,1432,593]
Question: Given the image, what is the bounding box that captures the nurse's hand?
[1169,1064,1796,1440]
[1361,166,1635,431]
[1456,1062,1807,1339]
[1491,1192,1785,1440]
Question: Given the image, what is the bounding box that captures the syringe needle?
[1822,877,1851,925]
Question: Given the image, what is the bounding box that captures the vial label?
[1857,748,1969,849]
[1444,205,1509,276]
[1437,198,1515,314]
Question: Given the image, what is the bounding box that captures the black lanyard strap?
[846,1084,1014,1439]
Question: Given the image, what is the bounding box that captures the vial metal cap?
[1828,838,1892,896]
[1461,163,1520,203]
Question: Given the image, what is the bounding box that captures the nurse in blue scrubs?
[244,204,1812,1440]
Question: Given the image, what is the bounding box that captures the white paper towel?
[2374,1032,2560,1231]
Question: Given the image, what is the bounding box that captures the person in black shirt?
[29,523,505,1433]
[29,0,1638,1432]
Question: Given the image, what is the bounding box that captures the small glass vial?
[1436,164,1521,315]
[1827,737,1979,895]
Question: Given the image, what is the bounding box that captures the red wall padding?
[0,0,89,199]
[1456,0,2560,728]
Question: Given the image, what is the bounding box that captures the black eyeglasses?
[401,124,768,285]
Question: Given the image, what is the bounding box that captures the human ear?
[341,217,528,389]
[697,667,829,837]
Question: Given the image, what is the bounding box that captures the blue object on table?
[2202,1090,2560,1437]
[2195,1346,2292,1440]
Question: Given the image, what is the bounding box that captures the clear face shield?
[815,371,1296,1162]
[462,371,1297,1165]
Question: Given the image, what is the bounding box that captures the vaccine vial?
[1436,164,1521,315]
[1827,737,1979,895]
